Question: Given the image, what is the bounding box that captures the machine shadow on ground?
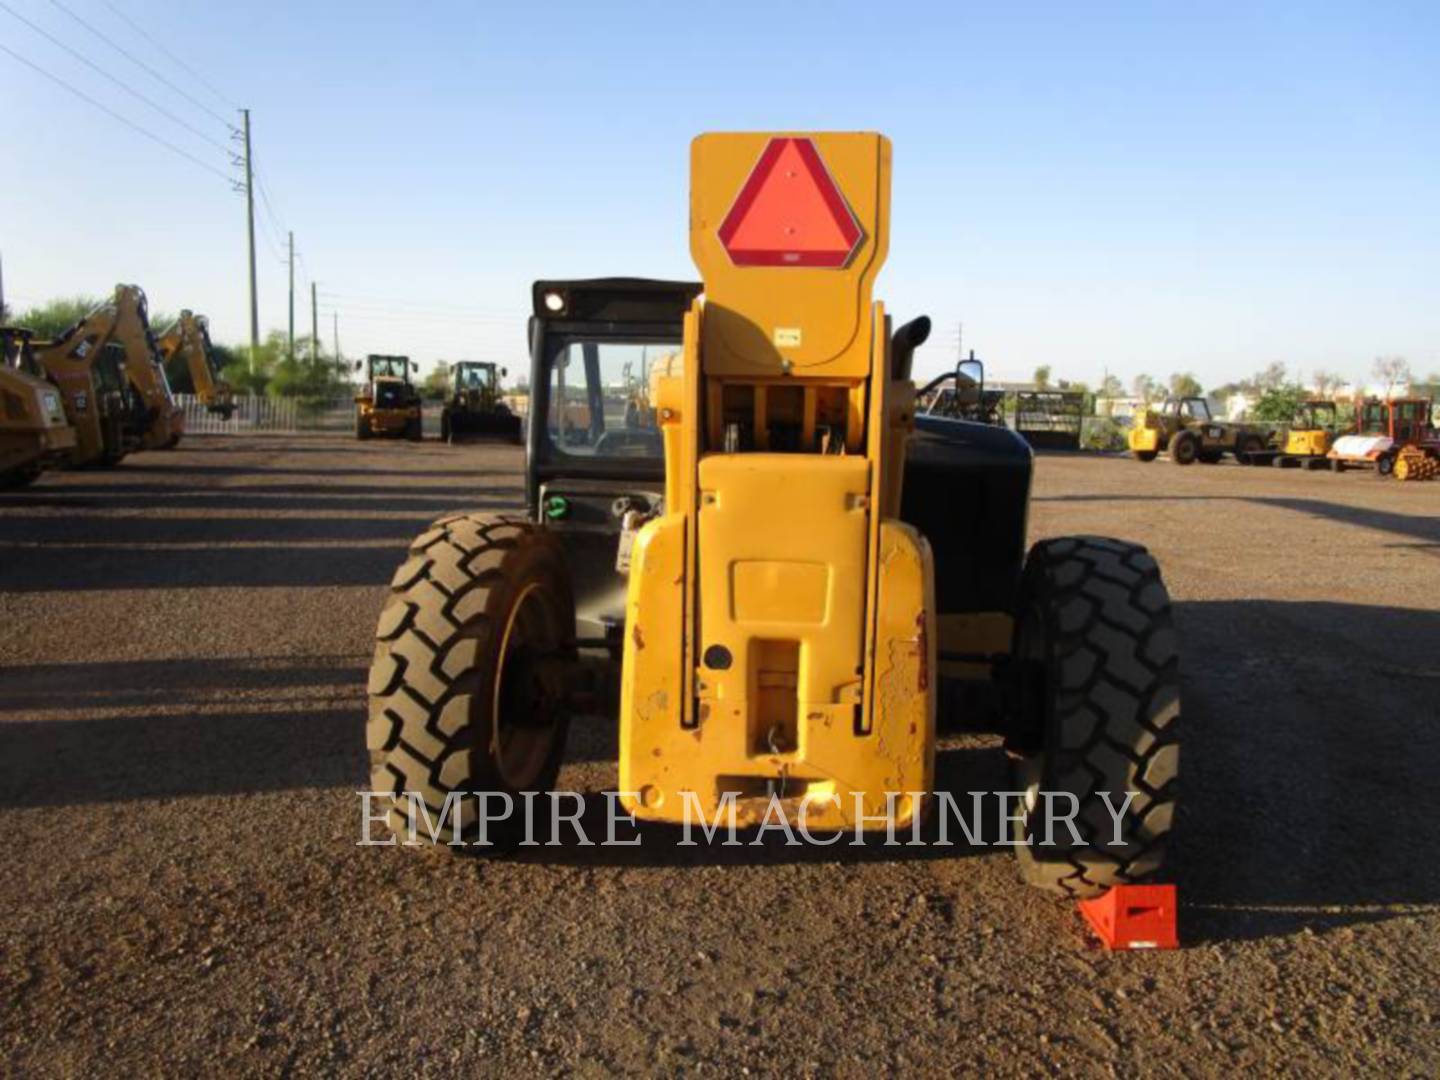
[1172,598,1440,942]
[1034,492,1440,546]
[0,705,365,808]
[471,597,1440,944]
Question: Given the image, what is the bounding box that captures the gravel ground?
[1,435,1437,1075]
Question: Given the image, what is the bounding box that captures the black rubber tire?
[0,463,42,489]
[1131,450,1158,463]
[1376,454,1395,477]
[405,417,423,442]
[356,413,371,440]
[1167,431,1198,466]
[1198,451,1222,465]
[1238,434,1266,465]
[440,411,451,443]
[366,514,574,849]
[1007,537,1180,898]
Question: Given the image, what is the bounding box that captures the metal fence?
[175,393,359,435]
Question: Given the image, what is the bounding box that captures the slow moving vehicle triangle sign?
[717,137,864,268]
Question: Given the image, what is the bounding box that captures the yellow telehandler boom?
[157,310,235,419]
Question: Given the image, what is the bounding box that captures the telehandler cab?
[0,326,76,488]
[35,285,183,458]
[157,311,235,419]
[439,361,522,444]
[355,354,422,440]
[366,133,1180,897]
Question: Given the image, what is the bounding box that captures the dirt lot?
[2,435,1437,1075]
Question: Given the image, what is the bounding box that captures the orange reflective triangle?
[718,137,862,268]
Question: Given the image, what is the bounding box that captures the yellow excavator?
[0,326,77,488]
[35,285,175,465]
[157,310,235,419]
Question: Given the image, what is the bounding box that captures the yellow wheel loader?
[35,285,184,459]
[0,327,76,488]
[439,361,522,443]
[157,311,236,419]
[354,355,422,440]
[1128,396,1270,465]
[365,133,1181,898]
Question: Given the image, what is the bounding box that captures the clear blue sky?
[2,0,1436,389]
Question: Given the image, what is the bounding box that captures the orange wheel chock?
[1078,884,1179,950]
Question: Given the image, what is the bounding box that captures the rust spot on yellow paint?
[632,623,645,650]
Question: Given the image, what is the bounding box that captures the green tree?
[1099,373,1124,399]
[1131,374,1158,402]
[1169,372,1203,399]
[1033,364,1052,389]
[421,362,452,400]
[1254,362,1288,392]
[13,295,103,339]
[1251,384,1308,422]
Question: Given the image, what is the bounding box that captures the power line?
[45,0,235,130]
[254,172,286,232]
[317,292,526,320]
[0,39,231,181]
[0,1,231,155]
[313,308,524,327]
[97,0,236,111]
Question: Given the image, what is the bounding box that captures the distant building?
[1093,395,1147,421]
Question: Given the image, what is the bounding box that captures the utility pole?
[311,281,319,368]
[287,231,295,364]
[240,109,259,368]
[956,322,963,363]
[332,312,340,368]
[0,250,6,320]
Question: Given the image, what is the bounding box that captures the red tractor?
[1327,398,1438,479]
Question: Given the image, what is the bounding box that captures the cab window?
[545,340,671,459]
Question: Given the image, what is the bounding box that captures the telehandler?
[438,360,521,443]
[0,326,76,488]
[366,133,1181,897]
[157,311,235,419]
[355,354,422,440]
[1128,396,1269,464]
[36,285,183,456]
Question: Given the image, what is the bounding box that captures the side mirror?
[501,367,508,378]
[411,361,419,373]
[955,357,984,407]
[354,360,362,372]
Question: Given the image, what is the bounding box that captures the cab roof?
[530,278,701,324]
